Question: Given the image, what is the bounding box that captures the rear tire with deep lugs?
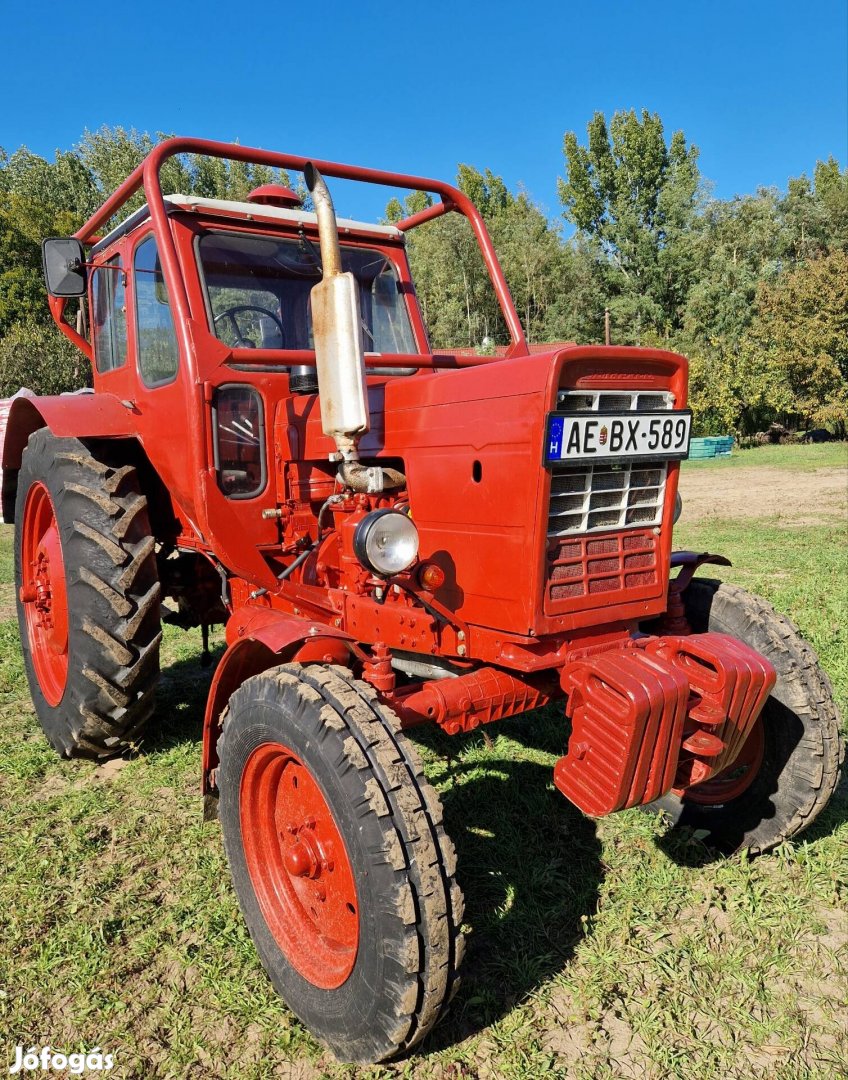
[14,429,161,758]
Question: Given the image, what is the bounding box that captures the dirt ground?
[679,464,847,525]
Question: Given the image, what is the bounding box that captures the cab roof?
[90,194,404,256]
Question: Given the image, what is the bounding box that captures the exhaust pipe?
[305,162,343,278]
[304,163,404,493]
[304,162,369,464]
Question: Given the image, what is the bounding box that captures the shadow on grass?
[138,642,225,755]
[650,787,848,870]
[419,756,602,1053]
[406,708,603,1053]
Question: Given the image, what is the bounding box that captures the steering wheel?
[213,304,286,349]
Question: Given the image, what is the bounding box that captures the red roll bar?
[58,138,527,362]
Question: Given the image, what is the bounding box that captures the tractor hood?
[277,344,688,639]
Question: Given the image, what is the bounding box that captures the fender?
[201,608,354,805]
[1,393,136,522]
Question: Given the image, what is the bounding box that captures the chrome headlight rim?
[353,508,420,576]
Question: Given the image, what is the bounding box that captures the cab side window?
[134,235,179,385]
[92,258,127,373]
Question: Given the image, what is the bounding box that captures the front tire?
[14,429,161,758]
[657,579,843,853]
[216,664,465,1064]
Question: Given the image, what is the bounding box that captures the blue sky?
[2,0,845,222]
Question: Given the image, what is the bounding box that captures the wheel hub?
[685,715,766,805]
[240,742,359,989]
[285,810,339,875]
[19,483,69,706]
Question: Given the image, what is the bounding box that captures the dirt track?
[679,465,847,526]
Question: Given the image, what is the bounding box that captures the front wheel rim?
[239,741,359,989]
[20,482,69,707]
[686,715,766,805]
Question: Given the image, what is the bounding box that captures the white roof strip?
[91,194,402,254]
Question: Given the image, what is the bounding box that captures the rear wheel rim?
[240,741,359,989]
[686,715,766,805]
[20,482,69,707]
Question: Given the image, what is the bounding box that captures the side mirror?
[42,238,87,297]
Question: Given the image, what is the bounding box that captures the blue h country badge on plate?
[547,416,564,460]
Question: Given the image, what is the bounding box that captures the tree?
[812,157,848,251]
[779,156,848,260]
[0,122,844,435]
[77,127,293,214]
[743,249,848,431]
[681,187,786,350]
[558,110,701,342]
[386,166,584,349]
[0,322,89,397]
[386,176,503,348]
[0,146,98,335]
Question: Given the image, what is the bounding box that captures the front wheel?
[654,579,843,853]
[216,664,465,1063]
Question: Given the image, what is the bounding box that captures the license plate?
[546,411,692,465]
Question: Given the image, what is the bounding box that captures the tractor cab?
[81,188,424,385]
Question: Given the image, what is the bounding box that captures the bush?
[0,321,91,398]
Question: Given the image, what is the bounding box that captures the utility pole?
[604,308,611,346]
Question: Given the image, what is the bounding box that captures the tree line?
[1,118,845,435]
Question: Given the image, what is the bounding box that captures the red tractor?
[4,139,842,1063]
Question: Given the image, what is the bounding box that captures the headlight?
[354,509,419,576]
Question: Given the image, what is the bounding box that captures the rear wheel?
[14,429,161,758]
[216,664,464,1063]
[654,579,843,853]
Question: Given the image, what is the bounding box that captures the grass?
[681,440,847,472]
[672,519,847,715]
[0,446,846,1079]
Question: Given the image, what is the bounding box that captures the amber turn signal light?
[418,562,446,591]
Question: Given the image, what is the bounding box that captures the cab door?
[126,230,198,520]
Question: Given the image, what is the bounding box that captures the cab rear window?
[92,258,127,373]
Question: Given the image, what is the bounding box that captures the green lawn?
[0,448,845,1079]
[681,440,847,472]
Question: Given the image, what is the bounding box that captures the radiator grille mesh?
[543,390,673,610]
[547,390,674,538]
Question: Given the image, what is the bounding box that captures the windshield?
[197,231,418,355]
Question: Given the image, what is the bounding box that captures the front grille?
[555,389,674,413]
[547,390,674,538]
[548,461,667,536]
[544,390,672,611]
[547,530,659,602]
